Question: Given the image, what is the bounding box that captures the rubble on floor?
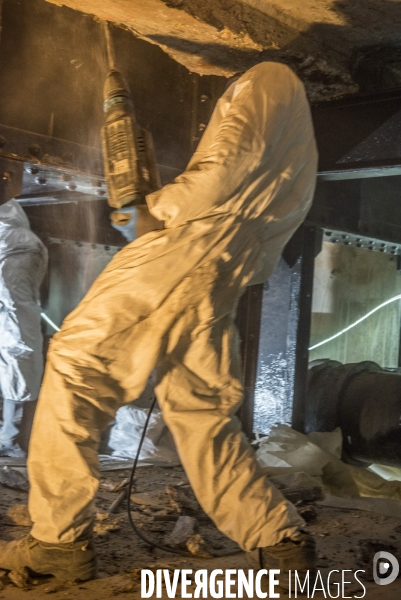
[1,425,400,596]
[1,464,401,598]
[0,467,29,493]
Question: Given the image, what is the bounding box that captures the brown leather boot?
[0,535,97,581]
[247,530,316,591]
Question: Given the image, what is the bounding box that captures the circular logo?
[373,552,399,586]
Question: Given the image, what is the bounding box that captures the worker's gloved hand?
[110,205,163,242]
[110,207,137,242]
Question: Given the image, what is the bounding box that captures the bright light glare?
[309,294,401,351]
[41,312,61,332]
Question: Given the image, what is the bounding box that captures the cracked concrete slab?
[158,0,401,96]
[44,0,262,76]
[162,0,401,57]
[44,0,359,100]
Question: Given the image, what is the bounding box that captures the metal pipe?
[307,360,401,467]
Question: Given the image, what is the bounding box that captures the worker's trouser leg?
[28,354,123,543]
[156,312,303,551]
[18,400,38,453]
[29,328,302,549]
[0,399,37,451]
[0,399,20,447]
[28,261,302,548]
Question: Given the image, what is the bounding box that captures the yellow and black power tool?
[101,23,160,210]
[101,68,161,209]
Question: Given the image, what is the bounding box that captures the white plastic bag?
[107,404,180,464]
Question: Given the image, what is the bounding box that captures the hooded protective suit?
[27,62,318,550]
[0,200,47,452]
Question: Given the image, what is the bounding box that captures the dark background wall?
[0,0,226,245]
[0,0,225,167]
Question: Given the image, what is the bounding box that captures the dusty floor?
[1,464,401,599]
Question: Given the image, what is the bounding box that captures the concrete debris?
[93,521,121,540]
[166,483,201,514]
[114,478,130,492]
[130,492,165,509]
[186,533,213,558]
[165,515,197,545]
[95,511,110,521]
[0,466,29,492]
[109,489,127,514]
[297,504,317,522]
[6,504,32,527]
[93,519,121,536]
[99,479,119,493]
[8,567,31,589]
[164,514,212,558]
[99,478,130,493]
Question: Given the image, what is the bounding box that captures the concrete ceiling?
[45,0,401,100]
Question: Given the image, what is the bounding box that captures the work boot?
[248,530,316,591]
[0,535,97,581]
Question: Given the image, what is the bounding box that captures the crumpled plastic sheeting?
[255,424,401,503]
[255,425,343,476]
[369,463,401,482]
[104,373,180,465]
[349,464,401,502]
[107,405,180,465]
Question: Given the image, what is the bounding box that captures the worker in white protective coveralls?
[0,199,47,457]
[0,62,318,585]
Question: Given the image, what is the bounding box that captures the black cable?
[127,396,242,557]
[127,396,191,555]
